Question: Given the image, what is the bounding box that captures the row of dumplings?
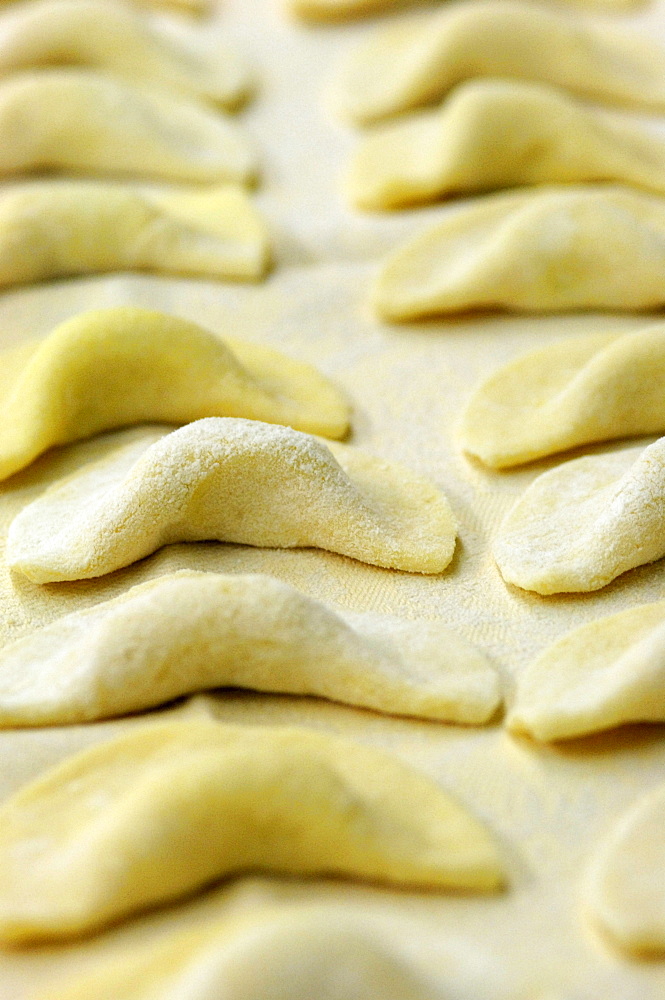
[0,0,272,285]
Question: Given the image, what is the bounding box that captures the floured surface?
[1,0,665,998]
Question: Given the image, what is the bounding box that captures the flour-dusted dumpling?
[461,326,665,469]
[334,0,665,124]
[508,602,665,741]
[494,438,665,594]
[0,0,251,108]
[0,719,505,942]
[585,784,665,954]
[0,181,270,287]
[373,186,665,320]
[348,80,665,211]
[0,570,499,726]
[0,70,255,183]
[0,307,348,482]
[6,418,456,581]
[38,906,440,1000]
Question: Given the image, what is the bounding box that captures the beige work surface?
[2,0,665,997]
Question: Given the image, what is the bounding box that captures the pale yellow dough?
[0,69,255,183]
[0,719,504,943]
[461,325,665,468]
[0,307,348,481]
[348,79,665,211]
[6,418,457,581]
[373,185,665,320]
[36,905,437,1000]
[508,601,665,740]
[290,0,405,17]
[0,0,251,107]
[0,181,270,286]
[0,570,499,726]
[493,438,665,594]
[585,783,665,954]
[334,0,665,124]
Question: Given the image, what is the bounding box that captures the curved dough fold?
[0,307,348,481]
[348,79,665,211]
[39,906,437,1000]
[0,69,255,183]
[0,719,504,942]
[0,570,499,726]
[0,0,251,108]
[334,0,665,124]
[585,784,665,954]
[0,181,270,286]
[494,438,665,594]
[508,601,665,741]
[461,326,665,468]
[373,186,665,320]
[6,418,456,581]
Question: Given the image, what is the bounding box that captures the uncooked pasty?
[0,69,255,183]
[6,418,456,581]
[0,0,250,107]
[0,570,500,725]
[0,181,270,286]
[373,186,665,320]
[333,0,665,124]
[585,783,665,954]
[38,905,439,1000]
[0,307,348,481]
[461,325,665,468]
[347,79,665,210]
[493,438,665,594]
[508,601,665,741]
[0,719,504,942]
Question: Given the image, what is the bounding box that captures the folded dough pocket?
[0,719,504,942]
[373,186,665,319]
[461,325,665,468]
[6,418,457,581]
[0,69,255,183]
[348,79,665,210]
[0,307,349,481]
[0,0,251,108]
[493,438,665,594]
[0,570,499,725]
[508,601,665,741]
[334,0,665,124]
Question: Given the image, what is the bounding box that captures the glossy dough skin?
[0,70,255,183]
[0,307,349,481]
[0,720,504,942]
[348,80,665,211]
[6,418,456,581]
[0,181,270,286]
[461,326,665,468]
[0,570,500,725]
[334,0,665,123]
[373,186,665,319]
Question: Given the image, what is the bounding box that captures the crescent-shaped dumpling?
[0,181,270,286]
[461,326,665,468]
[0,719,505,942]
[0,307,349,481]
[373,186,665,320]
[0,69,255,183]
[6,418,456,581]
[493,438,665,594]
[0,570,500,725]
[38,906,439,1000]
[585,784,665,954]
[333,0,665,124]
[0,0,251,107]
[347,79,665,211]
[507,601,665,741]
